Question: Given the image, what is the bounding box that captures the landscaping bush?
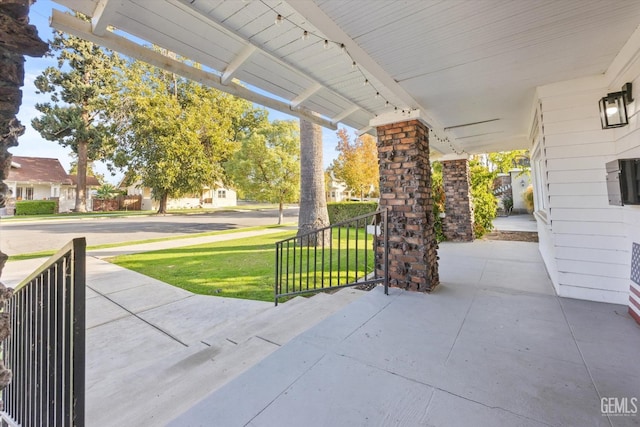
[469,159,498,238]
[523,185,535,213]
[327,201,378,224]
[431,161,446,242]
[15,200,57,215]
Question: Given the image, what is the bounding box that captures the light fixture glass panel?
[599,91,629,129]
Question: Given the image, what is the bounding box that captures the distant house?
[326,172,352,202]
[5,156,101,213]
[120,179,237,210]
[65,174,102,212]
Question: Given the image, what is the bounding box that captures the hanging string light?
[265,3,416,117]
[428,129,467,156]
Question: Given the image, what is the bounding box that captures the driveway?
[0,207,299,256]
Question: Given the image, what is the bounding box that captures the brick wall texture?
[442,159,474,241]
[376,120,439,292]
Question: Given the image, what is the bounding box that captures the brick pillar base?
[376,120,439,292]
[442,159,474,241]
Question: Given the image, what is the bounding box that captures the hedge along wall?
[327,202,378,224]
[15,200,58,215]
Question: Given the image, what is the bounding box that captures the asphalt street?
[0,207,299,256]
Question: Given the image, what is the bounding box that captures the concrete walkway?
[172,239,640,427]
[1,226,367,425]
[493,213,537,232]
[4,225,638,426]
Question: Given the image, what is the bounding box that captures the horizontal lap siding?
[541,89,628,303]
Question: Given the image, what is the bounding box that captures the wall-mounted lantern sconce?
[599,82,633,129]
[520,179,526,187]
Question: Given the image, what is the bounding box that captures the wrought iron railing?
[275,210,388,305]
[1,238,86,427]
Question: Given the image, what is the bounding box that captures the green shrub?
[469,159,498,238]
[15,200,58,215]
[431,161,446,242]
[327,201,378,224]
[523,185,534,213]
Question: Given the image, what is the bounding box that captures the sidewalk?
[492,213,537,232]
[1,226,298,426]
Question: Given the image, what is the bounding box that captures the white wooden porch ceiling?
[51,0,640,156]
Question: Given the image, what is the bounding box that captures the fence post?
[72,238,86,426]
[383,209,389,296]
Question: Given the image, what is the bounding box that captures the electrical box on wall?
[606,159,640,206]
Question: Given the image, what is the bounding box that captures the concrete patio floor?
[172,239,640,427]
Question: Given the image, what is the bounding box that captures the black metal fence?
[275,210,388,305]
[1,238,86,427]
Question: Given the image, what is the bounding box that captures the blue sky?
[14,0,348,184]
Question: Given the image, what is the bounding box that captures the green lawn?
[110,228,376,302]
[8,225,289,261]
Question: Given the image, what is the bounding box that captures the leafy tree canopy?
[331,128,379,199]
[226,120,300,224]
[31,16,122,211]
[114,54,265,213]
[486,150,530,174]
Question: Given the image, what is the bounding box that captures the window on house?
[217,190,226,198]
[25,187,34,200]
[16,187,23,200]
[53,187,59,197]
[531,145,548,216]
[330,191,336,198]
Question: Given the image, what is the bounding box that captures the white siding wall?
[536,77,629,304]
[32,185,52,200]
[534,29,640,320]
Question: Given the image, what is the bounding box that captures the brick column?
[442,158,474,241]
[376,120,439,292]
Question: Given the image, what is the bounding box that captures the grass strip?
[7,224,291,261]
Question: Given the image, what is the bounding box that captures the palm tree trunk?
[75,140,88,212]
[297,114,330,246]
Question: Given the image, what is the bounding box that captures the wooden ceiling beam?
[221,44,256,85]
[91,0,118,36]
[50,10,338,130]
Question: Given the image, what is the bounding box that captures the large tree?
[32,19,121,212]
[115,55,262,213]
[297,115,330,245]
[487,149,530,173]
[227,120,300,224]
[331,128,379,199]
